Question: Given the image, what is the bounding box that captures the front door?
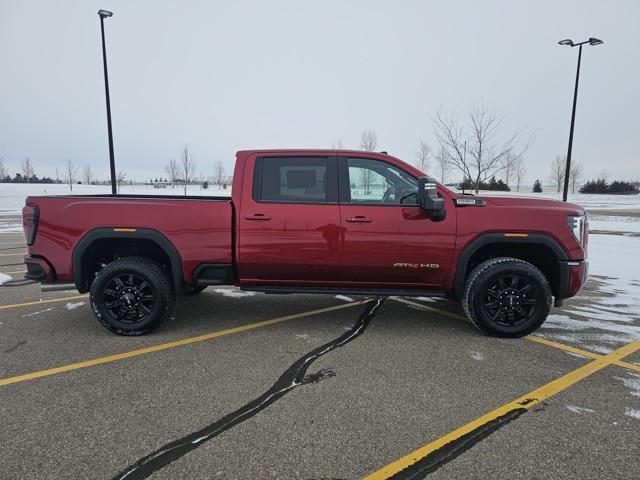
[338,156,456,288]
[237,155,342,285]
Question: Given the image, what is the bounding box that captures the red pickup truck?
[22,149,588,337]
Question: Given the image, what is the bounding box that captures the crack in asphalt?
[112,297,386,480]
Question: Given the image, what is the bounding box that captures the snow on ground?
[0,273,13,285]
[20,307,55,318]
[566,405,595,414]
[212,288,255,298]
[588,216,640,234]
[335,295,354,302]
[539,233,640,353]
[470,351,484,361]
[614,372,640,397]
[65,301,85,310]
[625,407,640,419]
[456,188,640,211]
[0,183,230,216]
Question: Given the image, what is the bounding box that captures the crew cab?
[22,150,588,337]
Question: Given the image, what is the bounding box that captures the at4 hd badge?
[393,263,440,269]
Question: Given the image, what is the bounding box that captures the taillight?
[22,205,39,245]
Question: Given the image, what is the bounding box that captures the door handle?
[245,214,271,221]
[345,216,373,223]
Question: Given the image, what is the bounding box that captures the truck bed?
[25,195,233,285]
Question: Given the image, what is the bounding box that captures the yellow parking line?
[1,270,27,275]
[0,252,26,257]
[0,294,88,311]
[362,338,640,480]
[0,300,366,387]
[528,335,640,373]
[392,297,640,374]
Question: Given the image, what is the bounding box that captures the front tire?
[90,256,174,335]
[462,257,552,338]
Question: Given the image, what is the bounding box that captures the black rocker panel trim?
[192,264,235,286]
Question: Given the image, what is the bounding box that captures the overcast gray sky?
[1,0,638,183]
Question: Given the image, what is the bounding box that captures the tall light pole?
[98,9,117,195]
[558,37,603,201]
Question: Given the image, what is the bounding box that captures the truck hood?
[479,195,585,216]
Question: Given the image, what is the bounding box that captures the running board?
[241,285,448,298]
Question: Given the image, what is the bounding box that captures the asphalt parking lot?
[1,229,639,480]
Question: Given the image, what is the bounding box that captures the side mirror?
[417,177,446,221]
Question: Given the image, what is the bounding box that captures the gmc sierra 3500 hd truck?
[22,149,588,337]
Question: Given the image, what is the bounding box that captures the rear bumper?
[23,255,56,283]
[557,259,588,300]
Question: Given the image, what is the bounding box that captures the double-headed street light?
[558,37,603,201]
[98,9,117,195]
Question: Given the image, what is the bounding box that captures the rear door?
[338,156,456,288]
[237,154,341,284]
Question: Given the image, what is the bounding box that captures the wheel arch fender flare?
[453,233,569,299]
[72,227,184,293]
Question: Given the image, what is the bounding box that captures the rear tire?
[462,257,552,338]
[90,256,174,335]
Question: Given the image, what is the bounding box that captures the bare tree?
[116,170,127,193]
[214,161,225,186]
[359,130,378,152]
[0,155,7,180]
[63,159,78,191]
[360,169,375,195]
[179,145,196,196]
[331,138,345,149]
[550,156,565,194]
[433,103,532,193]
[435,146,451,183]
[165,158,179,188]
[514,157,527,192]
[21,157,34,183]
[414,140,430,173]
[502,152,519,187]
[569,161,584,194]
[82,164,94,185]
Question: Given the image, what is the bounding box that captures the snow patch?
[212,288,255,298]
[566,405,595,414]
[624,407,640,420]
[0,273,13,285]
[65,301,85,310]
[0,226,23,233]
[415,297,439,303]
[335,295,354,302]
[21,307,55,318]
[470,351,484,361]
[582,344,614,354]
[614,372,640,398]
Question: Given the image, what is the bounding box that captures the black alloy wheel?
[481,274,539,327]
[103,273,155,324]
[462,257,552,337]
[90,256,174,335]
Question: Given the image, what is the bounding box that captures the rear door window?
[253,157,337,203]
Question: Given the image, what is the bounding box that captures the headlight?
[567,215,586,245]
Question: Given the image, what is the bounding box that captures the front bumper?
[557,259,588,301]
